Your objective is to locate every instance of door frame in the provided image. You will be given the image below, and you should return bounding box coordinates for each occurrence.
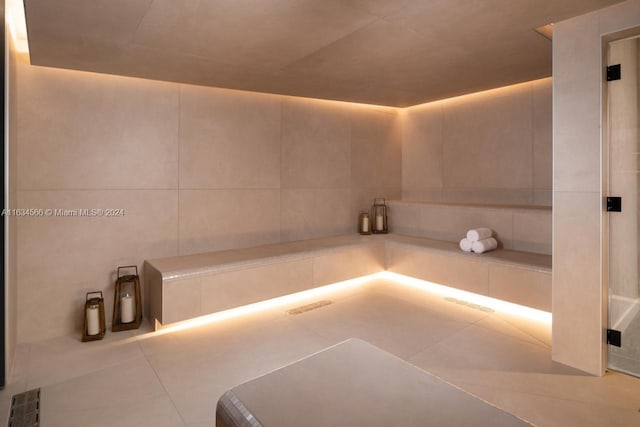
[601,27,640,377]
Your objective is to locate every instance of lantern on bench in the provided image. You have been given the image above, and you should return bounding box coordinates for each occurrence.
[82,291,106,342]
[358,210,372,235]
[370,198,389,234]
[112,265,142,331]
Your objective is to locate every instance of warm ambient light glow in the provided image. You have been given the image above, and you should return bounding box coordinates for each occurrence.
[404,77,552,113]
[138,270,551,339]
[535,24,554,41]
[7,0,29,53]
[382,271,552,324]
[153,273,382,335]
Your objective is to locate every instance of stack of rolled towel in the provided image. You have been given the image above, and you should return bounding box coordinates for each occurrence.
[459,227,498,254]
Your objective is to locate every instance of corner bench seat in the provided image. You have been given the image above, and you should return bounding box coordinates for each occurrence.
[385,235,551,311]
[144,235,386,326]
[145,234,551,328]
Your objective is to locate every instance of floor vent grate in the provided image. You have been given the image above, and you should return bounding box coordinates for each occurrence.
[287,300,333,315]
[9,388,40,427]
[444,297,494,313]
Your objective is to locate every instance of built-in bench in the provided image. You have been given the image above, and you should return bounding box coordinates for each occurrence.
[145,233,551,328]
[144,235,386,326]
[385,235,551,311]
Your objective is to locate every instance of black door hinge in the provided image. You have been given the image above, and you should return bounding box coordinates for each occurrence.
[607,329,622,347]
[606,197,622,212]
[607,64,621,81]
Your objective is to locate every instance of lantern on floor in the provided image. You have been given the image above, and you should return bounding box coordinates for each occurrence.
[112,265,142,331]
[358,210,372,235]
[82,291,106,342]
[370,198,389,234]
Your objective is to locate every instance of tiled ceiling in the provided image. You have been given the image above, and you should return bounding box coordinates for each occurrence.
[24,0,623,107]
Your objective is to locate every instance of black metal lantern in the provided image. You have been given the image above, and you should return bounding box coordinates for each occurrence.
[370,198,389,234]
[82,291,106,342]
[358,210,372,235]
[112,266,143,332]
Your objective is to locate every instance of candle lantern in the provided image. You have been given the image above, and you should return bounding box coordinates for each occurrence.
[370,198,389,234]
[358,210,371,235]
[112,265,143,332]
[82,291,106,342]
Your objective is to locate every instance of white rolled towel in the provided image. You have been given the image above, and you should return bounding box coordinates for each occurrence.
[471,237,498,254]
[466,227,493,242]
[459,238,473,252]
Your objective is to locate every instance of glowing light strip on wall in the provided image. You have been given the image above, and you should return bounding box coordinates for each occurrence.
[381,271,552,324]
[7,0,29,53]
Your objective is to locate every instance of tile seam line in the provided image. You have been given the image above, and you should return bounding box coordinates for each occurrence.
[452,379,633,410]
[279,314,334,344]
[552,189,601,194]
[274,16,383,75]
[137,346,190,427]
[279,97,283,243]
[474,317,551,350]
[15,188,283,191]
[15,187,377,191]
[405,320,481,362]
[409,320,487,361]
[24,352,147,392]
[125,0,155,46]
[407,313,550,363]
[531,82,535,204]
[178,84,182,256]
[17,188,183,191]
[10,343,32,386]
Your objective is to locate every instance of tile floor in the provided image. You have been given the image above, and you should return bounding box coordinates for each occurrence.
[3,276,640,427]
[610,311,640,376]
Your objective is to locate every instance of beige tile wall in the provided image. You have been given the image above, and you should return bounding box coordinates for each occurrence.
[552,0,640,376]
[388,201,552,255]
[402,78,553,206]
[17,190,179,343]
[179,85,282,189]
[14,61,401,343]
[17,66,180,190]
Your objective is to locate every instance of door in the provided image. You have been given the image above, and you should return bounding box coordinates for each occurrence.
[607,35,640,377]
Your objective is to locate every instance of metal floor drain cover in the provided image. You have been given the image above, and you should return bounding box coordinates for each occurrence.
[444,296,494,313]
[287,300,333,315]
[9,388,40,427]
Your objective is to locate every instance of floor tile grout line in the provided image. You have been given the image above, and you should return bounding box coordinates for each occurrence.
[18,331,151,388]
[280,314,336,344]
[24,347,149,392]
[281,289,368,343]
[17,316,550,394]
[466,312,552,350]
[405,309,552,363]
[491,313,552,349]
[404,320,481,362]
[17,285,630,426]
[16,281,556,409]
[452,378,639,411]
[138,341,190,427]
[284,285,506,362]
[9,343,32,386]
